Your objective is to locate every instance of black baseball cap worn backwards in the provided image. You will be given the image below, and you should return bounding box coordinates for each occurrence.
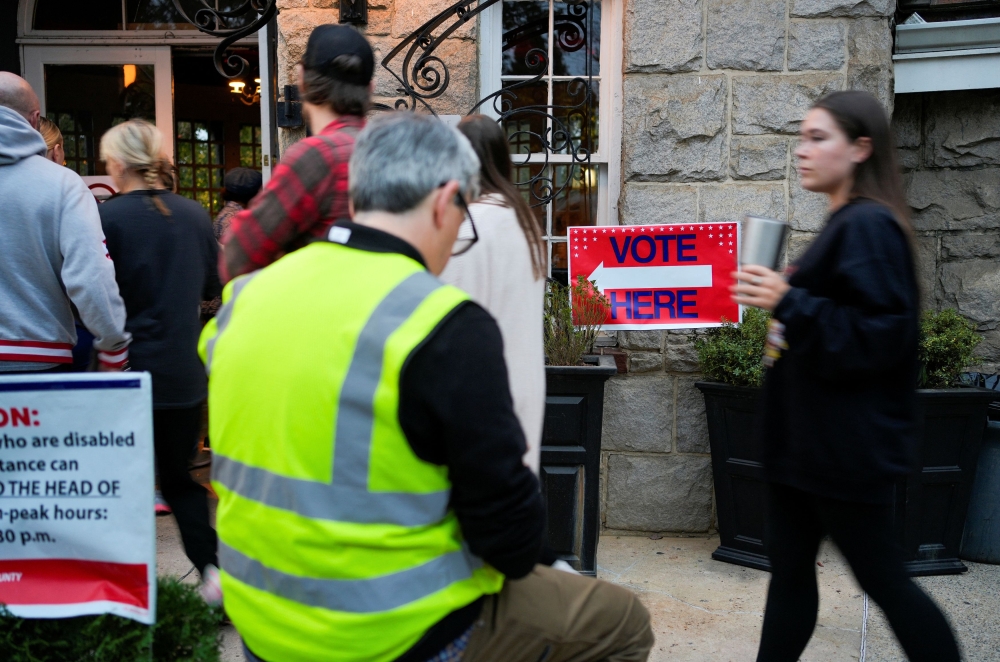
[303,24,375,86]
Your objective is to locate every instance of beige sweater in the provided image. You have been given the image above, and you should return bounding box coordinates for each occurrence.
[440,196,546,474]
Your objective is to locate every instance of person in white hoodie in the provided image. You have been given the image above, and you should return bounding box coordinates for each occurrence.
[0,73,130,372]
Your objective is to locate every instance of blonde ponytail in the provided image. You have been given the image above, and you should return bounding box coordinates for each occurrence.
[100,119,165,190]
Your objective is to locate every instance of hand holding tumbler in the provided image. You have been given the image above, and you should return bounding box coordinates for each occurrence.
[740,215,788,270]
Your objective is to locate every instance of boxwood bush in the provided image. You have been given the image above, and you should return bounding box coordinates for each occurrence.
[695,307,770,388]
[0,577,223,661]
[918,309,982,388]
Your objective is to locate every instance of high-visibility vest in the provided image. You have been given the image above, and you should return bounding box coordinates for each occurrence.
[198,241,504,662]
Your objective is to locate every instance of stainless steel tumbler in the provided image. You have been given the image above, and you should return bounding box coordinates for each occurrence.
[740,215,787,270]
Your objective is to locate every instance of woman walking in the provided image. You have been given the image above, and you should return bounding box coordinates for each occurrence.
[98,120,223,602]
[440,115,547,474]
[731,91,960,661]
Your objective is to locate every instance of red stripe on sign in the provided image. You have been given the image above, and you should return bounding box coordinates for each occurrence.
[0,559,149,609]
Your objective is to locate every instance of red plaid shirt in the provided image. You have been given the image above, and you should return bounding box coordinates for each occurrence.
[220,116,364,281]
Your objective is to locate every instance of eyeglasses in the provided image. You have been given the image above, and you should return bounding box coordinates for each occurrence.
[450,188,479,257]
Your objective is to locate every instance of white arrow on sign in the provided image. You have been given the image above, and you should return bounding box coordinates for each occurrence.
[587,262,713,292]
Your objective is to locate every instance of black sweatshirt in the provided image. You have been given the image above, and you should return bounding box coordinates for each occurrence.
[326,222,545,662]
[100,190,221,407]
[762,199,920,504]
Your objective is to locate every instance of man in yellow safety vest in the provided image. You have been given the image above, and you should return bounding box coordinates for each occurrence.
[200,112,653,662]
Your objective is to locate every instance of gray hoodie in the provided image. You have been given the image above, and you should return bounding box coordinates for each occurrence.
[0,106,130,371]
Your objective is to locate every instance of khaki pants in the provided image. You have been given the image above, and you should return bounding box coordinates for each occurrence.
[463,565,654,662]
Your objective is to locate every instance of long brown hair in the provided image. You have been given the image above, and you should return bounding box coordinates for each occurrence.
[811,91,911,234]
[457,114,547,279]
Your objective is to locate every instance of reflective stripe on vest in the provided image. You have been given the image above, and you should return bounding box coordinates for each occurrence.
[220,541,483,614]
[204,271,259,376]
[210,271,451,527]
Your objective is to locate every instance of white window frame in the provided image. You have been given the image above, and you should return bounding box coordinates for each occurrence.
[478,0,624,275]
[23,45,175,163]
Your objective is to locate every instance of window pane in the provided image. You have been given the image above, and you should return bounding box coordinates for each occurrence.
[552,241,568,270]
[551,164,597,236]
[196,190,210,208]
[195,143,208,164]
[35,0,122,30]
[552,79,598,155]
[502,1,549,76]
[195,167,209,188]
[211,168,224,188]
[177,142,192,164]
[240,125,252,144]
[64,135,77,158]
[57,113,75,133]
[240,145,254,167]
[194,123,208,142]
[211,143,223,165]
[177,121,192,140]
[253,126,261,143]
[501,81,548,156]
[126,0,253,30]
[179,166,193,188]
[552,1,600,77]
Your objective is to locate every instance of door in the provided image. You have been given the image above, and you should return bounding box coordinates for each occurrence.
[22,45,173,171]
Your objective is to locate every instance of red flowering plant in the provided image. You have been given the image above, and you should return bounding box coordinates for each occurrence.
[544,275,610,366]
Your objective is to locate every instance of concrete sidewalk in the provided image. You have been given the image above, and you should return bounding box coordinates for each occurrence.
[157,512,1000,661]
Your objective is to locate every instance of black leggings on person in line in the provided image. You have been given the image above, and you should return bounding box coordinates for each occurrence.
[756,482,960,662]
[154,406,218,575]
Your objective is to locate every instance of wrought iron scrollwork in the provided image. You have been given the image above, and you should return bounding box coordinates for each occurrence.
[380,0,596,209]
[170,0,277,78]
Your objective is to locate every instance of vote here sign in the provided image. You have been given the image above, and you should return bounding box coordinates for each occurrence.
[568,222,741,330]
[0,373,155,624]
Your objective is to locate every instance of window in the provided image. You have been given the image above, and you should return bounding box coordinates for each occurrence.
[239,124,263,169]
[48,112,92,176]
[483,0,621,279]
[32,0,253,31]
[176,120,225,213]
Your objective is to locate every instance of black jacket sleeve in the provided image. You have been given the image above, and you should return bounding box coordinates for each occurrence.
[202,214,223,301]
[398,302,545,579]
[774,209,918,381]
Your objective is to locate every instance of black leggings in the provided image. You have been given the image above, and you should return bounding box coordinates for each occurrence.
[757,483,959,662]
[154,406,218,574]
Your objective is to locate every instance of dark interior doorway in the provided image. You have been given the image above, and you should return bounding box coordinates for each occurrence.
[172,48,261,215]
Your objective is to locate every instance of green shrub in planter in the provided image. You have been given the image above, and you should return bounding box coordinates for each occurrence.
[544,276,609,366]
[918,309,983,388]
[0,577,223,661]
[695,308,770,388]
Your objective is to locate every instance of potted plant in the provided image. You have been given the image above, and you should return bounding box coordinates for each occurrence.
[694,308,771,570]
[898,310,995,575]
[694,308,996,576]
[541,276,615,576]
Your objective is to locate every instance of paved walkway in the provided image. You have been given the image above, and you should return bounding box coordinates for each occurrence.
[157,508,999,661]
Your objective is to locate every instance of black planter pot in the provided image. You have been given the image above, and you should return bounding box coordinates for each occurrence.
[697,382,997,576]
[542,355,616,576]
[695,382,770,571]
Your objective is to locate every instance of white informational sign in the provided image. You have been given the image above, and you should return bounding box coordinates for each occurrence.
[0,373,156,624]
[81,176,118,202]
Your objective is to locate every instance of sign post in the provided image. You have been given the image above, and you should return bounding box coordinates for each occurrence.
[0,373,155,624]
[568,222,741,330]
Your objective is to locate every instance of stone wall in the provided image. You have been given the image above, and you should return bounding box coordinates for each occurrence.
[895,90,1000,370]
[274,0,479,152]
[604,0,895,534]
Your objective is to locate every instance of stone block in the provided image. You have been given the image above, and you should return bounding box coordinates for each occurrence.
[942,234,1000,261]
[788,20,847,71]
[926,90,1000,168]
[939,260,1000,326]
[786,230,818,264]
[789,164,830,232]
[730,136,788,181]
[392,0,475,40]
[892,94,922,171]
[624,74,728,182]
[732,74,843,135]
[629,352,664,373]
[791,0,894,18]
[602,375,674,453]
[625,0,703,73]
[369,37,478,115]
[707,0,785,71]
[699,182,786,227]
[664,333,701,373]
[913,235,937,309]
[906,169,1000,232]
[975,329,1000,366]
[618,330,664,351]
[847,18,893,112]
[620,184,698,226]
[676,376,710,453]
[278,10,336,88]
[359,9,393,37]
[605,454,714,532]
[278,0,308,8]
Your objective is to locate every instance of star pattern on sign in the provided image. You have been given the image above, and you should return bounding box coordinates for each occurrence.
[719,241,723,246]
[709,233,714,238]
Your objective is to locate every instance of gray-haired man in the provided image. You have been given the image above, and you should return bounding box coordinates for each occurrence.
[203,112,653,662]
